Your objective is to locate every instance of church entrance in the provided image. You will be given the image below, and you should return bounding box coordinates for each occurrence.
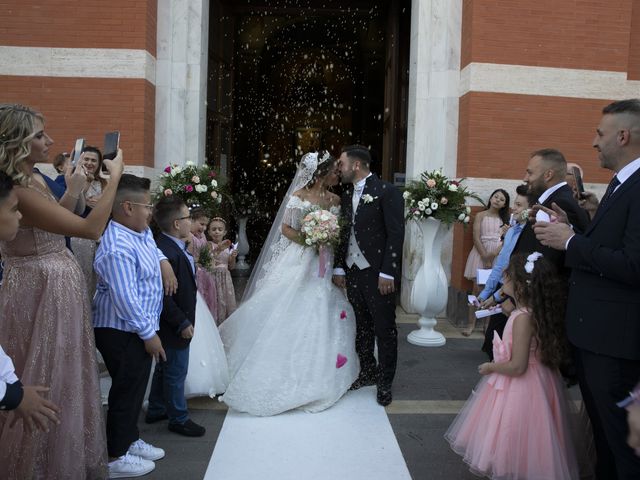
[206,0,410,252]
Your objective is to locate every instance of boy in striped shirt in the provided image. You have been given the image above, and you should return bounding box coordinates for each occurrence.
[93,174,174,478]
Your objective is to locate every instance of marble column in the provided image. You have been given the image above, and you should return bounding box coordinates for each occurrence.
[401,0,463,313]
[155,0,210,171]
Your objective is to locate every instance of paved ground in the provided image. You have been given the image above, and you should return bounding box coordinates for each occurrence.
[137,312,487,479]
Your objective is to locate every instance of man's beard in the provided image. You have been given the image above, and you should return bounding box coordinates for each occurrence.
[527,180,545,199]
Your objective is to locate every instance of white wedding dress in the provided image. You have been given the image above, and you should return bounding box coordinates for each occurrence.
[184,292,229,398]
[219,197,359,416]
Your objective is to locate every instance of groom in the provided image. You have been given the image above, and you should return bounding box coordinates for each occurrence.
[332,145,405,406]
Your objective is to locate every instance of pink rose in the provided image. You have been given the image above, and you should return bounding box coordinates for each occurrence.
[163,188,173,196]
[340,310,347,320]
[426,179,436,188]
[209,171,217,178]
[211,191,218,198]
[184,185,194,193]
[191,175,200,184]
[440,197,448,205]
[164,166,172,173]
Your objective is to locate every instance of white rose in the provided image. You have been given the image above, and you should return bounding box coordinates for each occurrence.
[464,216,470,223]
[403,191,411,200]
[431,202,438,210]
[466,206,471,214]
[173,166,182,174]
[448,184,458,192]
[458,213,466,221]
[425,208,432,215]
[211,179,218,188]
[417,201,426,211]
[305,238,313,245]
[195,184,207,193]
[186,160,196,166]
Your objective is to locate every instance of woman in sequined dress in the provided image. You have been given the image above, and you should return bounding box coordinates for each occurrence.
[0,104,125,479]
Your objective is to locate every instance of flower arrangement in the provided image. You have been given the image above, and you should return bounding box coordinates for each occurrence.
[156,161,226,214]
[299,208,341,250]
[403,169,480,225]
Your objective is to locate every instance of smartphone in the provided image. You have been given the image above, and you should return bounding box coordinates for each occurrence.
[102,131,120,173]
[71,138,85,167]
[572,166,585,197]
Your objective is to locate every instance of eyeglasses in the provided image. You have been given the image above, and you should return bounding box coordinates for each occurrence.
[123,201,154,210]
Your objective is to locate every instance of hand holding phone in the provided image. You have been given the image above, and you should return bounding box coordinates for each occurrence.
[102,131,120,173]
[71,138,85,167]
[572,166,585,198]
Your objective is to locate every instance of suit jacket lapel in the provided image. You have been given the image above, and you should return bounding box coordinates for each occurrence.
[162,234,197,286]
[587,168,640,234]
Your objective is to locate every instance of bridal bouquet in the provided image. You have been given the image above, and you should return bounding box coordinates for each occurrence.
[299,208,340,277]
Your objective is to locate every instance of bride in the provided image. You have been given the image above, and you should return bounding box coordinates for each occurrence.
[219,151,359,416]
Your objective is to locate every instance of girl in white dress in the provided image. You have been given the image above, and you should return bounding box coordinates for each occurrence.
[219,152,359,416]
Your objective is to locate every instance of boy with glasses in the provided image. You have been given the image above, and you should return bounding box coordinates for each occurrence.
[93,174,169,478]
[146,195,205,436]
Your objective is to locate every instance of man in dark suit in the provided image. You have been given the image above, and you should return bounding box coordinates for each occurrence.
[146,196,205,437]
[512,148,591,267]
[534,99,640,479]
[332,145,404,406]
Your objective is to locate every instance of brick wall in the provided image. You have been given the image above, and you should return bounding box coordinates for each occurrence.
[0,0,157,56]
[0,76,155,167]
[0,0,157,167]
[460,0,632,71]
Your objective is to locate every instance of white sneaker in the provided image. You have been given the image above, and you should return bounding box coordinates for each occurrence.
[128,438,166,461]
[108,453,155,478]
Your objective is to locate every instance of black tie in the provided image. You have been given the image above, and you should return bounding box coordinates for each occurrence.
[600,175,620,206]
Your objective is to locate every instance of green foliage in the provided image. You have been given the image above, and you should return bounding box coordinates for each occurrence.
[403,169,482,225]
[155,162,229,216]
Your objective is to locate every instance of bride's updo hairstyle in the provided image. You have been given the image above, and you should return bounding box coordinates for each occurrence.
[305,150,335,188]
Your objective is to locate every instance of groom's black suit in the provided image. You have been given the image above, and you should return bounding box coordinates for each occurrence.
[335,173,404,387]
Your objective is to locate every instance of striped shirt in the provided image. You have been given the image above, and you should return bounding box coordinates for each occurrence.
[93,220,165,340]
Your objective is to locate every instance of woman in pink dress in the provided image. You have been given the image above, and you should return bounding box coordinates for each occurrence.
[462,189,510,336]
[0,104,126,479]
[188,208,217,317]
[207,217,237,324]
[446,252,591,479]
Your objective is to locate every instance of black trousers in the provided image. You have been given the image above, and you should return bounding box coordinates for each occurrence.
[575,347,640,480]
[345,266,398,387]
[95,328,152,458]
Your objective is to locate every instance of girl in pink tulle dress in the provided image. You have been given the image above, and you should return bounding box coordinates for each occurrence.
[189,208,217,317]
[446,252,591,479]
[208,217,237,324]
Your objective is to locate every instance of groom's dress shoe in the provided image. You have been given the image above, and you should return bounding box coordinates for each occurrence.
[377,386,392,406]
[145,413,168,424]
[168,419,206,437]
[349,375,376,391]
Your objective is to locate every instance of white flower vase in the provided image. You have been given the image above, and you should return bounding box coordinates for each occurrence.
[235,217,250,270]
[407,216,448,347]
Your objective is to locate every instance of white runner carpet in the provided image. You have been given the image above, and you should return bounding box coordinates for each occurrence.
[204,386,411,480]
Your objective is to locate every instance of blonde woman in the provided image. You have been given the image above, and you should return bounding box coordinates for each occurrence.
[0,104,124,479]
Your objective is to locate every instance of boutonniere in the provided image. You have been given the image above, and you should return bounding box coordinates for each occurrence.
[361,194,376,204]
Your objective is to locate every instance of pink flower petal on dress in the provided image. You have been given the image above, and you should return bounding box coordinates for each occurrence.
[340,310,347,320]
[336,354,347,369]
